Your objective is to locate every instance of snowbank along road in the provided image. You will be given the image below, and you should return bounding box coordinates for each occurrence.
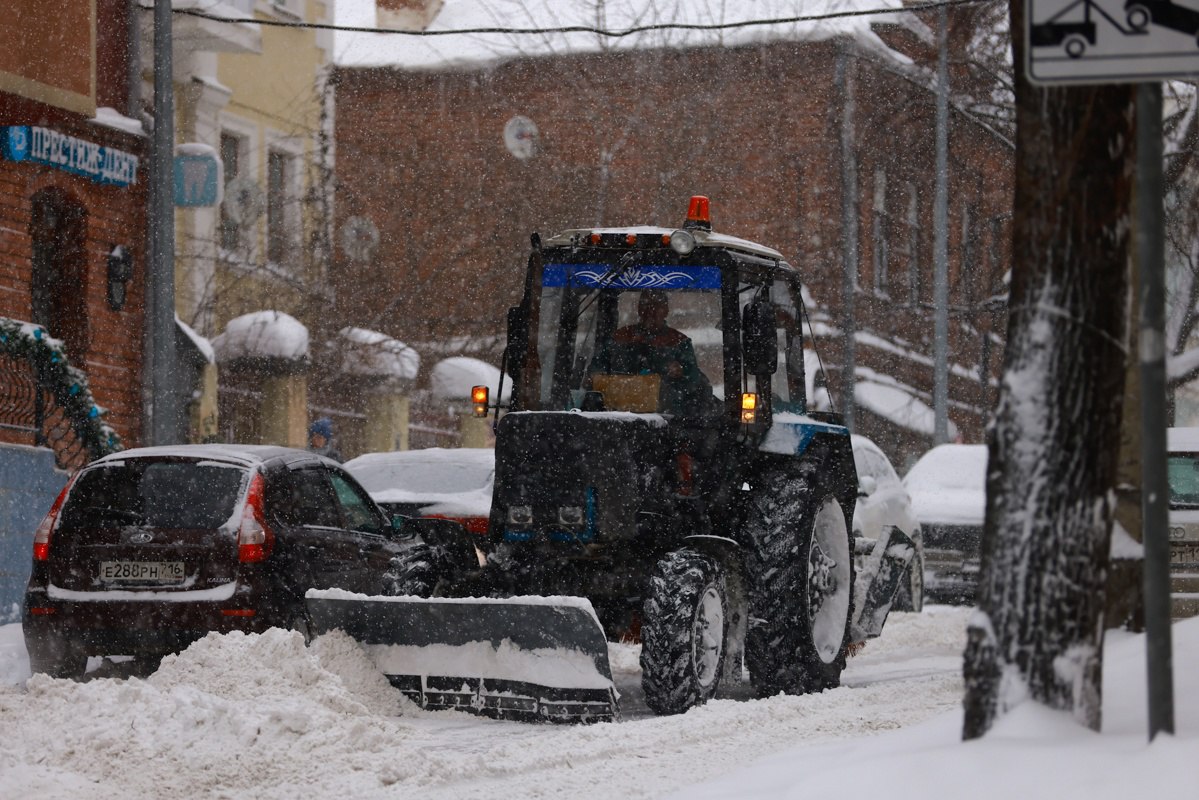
[0,607,969,799]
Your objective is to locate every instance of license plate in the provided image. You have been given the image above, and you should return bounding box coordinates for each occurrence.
[99,561,186,584]
[1171,543,1199,566]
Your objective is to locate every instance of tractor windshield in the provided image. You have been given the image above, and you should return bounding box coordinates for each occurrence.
[535,263,725,416]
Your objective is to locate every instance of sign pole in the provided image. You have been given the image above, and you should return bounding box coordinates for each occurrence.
[1136,80,1175,741]
[148,0,179,445]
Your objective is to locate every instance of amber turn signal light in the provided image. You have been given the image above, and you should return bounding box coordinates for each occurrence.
[740,392,757,424]
[472,385,489,417]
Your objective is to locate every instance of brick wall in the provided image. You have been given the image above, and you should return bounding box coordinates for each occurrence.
[0,115,147,448]
[332,29,1013,453]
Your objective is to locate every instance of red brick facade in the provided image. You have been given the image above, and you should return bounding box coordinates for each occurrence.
[332,17,1013,465]
[0,0,146,449]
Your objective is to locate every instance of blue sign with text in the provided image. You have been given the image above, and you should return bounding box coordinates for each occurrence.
[1,126,139,187]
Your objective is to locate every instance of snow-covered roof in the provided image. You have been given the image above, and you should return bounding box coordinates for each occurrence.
[333,0,918,71]
[1168,426,1199,453]
[430,356,512,402]
[337,326,420,382]
[175,315,215,364]
[212,311,309,364]
[855,380,958,441]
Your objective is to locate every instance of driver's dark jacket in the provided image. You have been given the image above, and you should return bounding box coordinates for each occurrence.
[593,324,709,415]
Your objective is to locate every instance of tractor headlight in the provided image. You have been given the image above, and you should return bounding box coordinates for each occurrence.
[558,505,585,526]
[668,229,696,255]
[507,505,533,526]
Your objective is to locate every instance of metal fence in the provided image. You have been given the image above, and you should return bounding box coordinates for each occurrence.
[0,352,91,470]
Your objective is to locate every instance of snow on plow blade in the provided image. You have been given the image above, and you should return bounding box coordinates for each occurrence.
[305,589,619,723]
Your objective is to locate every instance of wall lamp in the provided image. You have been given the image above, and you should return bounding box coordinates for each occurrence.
[107,245,132,311]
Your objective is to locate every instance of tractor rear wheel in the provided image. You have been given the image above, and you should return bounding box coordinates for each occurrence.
[640,548,728,715]
[744,467,854,697]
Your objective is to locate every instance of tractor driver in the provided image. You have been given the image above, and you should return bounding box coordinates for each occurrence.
[598,291,712,416]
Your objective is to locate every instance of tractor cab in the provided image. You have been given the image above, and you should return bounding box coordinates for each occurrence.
[502,196,811,434]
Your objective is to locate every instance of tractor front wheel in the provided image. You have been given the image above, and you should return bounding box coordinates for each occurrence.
[744,467,854,697]
[640,548,728,715]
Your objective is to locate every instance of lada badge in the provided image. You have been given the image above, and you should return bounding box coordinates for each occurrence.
[129,532,154,544]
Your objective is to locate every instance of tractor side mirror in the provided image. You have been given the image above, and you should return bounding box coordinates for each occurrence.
[743,297,779,375]
[506,305,529,380]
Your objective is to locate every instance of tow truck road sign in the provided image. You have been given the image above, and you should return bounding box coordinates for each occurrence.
[1028,0,1199,84]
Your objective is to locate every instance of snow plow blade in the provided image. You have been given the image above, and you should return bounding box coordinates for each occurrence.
[305,590,618,723]
[850,525,916,643]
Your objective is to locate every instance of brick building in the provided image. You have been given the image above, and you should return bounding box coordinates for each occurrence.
[331,0,1012,468]
[0,0,147,618]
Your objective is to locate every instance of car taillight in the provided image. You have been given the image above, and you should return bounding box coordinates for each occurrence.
[32,475,76,561]
[429,514,490,535]
[238,472,275,563]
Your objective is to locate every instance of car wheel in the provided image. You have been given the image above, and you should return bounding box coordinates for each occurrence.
[1064,35,1087,59]
[28,639,87,679]
[1126,5,1149,30]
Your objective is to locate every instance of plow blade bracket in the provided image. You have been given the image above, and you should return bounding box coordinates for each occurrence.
[850,525,916,643]
[306,589,619,723]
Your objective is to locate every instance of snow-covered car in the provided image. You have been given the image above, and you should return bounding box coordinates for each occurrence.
[344,447,495,535]
[1167,428,1199,583]
[852,435,923,611]
[902,443,988,604]
[22,444,406,678]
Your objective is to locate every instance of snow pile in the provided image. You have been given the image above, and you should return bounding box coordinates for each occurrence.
[334,0,921,70]
[904,443,989,526]
[344,447,494,517]
[1,610,1195,799]
[337,326,420,382]
[212,310,309,363]
[430,356,511,402]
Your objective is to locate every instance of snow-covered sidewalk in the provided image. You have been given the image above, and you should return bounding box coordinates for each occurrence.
[0,608,1193,799]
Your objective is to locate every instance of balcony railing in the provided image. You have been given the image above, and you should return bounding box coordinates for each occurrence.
[0,318,121,470]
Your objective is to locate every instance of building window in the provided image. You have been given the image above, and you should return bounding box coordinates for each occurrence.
[905,183,921,305]
[871,169,889,295]
[219,132,242,251]
[270,0,305,18]
[267,149,294,265]
[961,202,980,306]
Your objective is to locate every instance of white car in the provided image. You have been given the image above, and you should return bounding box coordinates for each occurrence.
[852,435,924,611]
[902,443,988,604]
[344,448,495,536]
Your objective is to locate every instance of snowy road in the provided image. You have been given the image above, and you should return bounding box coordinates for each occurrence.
[0,607,970,799]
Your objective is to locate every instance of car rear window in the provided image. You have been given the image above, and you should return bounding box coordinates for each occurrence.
[1168,453,1199,509]
[58,460,248,530]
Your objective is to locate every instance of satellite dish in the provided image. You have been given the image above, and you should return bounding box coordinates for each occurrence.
[222,176,265,227]
[341,215,380,263]
[503,115,539,161]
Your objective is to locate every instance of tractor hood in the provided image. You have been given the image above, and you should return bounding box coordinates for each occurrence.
[491,411,671,544]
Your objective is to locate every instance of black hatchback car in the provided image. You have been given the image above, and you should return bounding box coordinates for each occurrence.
[23,444,407,677]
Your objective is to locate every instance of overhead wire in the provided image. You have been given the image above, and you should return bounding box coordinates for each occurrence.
[166,0,1001,38]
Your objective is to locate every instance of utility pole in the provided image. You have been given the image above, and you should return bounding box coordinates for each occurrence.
[932,6,950,444]
[1136,81,1175,741]
[836,46,858,431]
[147,0,179,445]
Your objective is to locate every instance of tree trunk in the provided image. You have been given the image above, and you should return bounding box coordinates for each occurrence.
[962,1,1136,738]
